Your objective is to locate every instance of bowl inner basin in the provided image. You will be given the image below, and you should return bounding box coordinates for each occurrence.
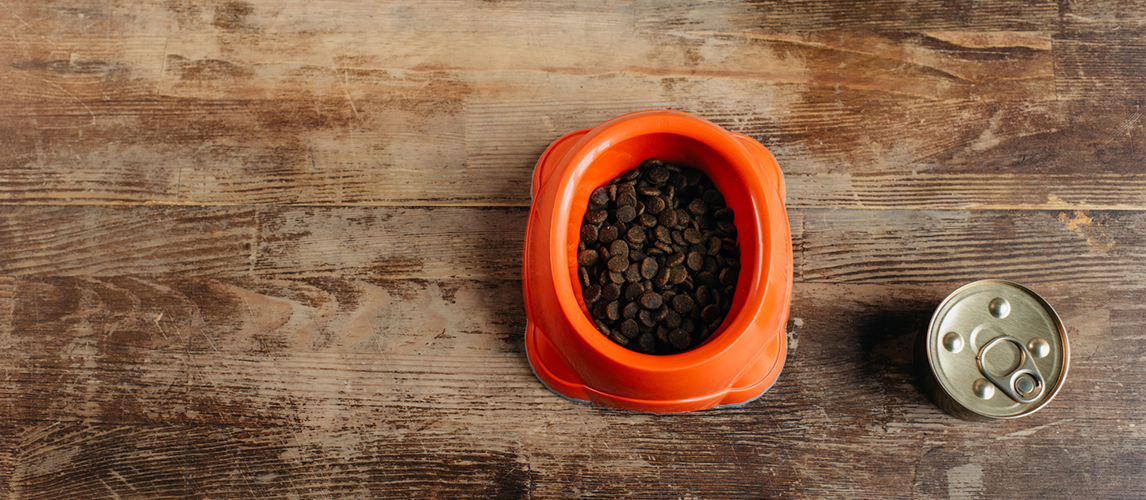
[563,132,768,353]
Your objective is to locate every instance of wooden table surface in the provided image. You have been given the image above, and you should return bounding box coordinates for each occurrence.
[1,1,1143,498]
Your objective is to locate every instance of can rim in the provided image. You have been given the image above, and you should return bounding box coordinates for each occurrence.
[925,279,1071,420]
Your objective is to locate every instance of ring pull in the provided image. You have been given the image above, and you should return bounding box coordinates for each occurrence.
[976,336,1045,403]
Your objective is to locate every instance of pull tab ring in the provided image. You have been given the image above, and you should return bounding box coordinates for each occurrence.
[976,336,1045,403]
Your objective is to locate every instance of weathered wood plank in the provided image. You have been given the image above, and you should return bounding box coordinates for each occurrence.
[0,206,256,277]
[0,205,528,278]
[2,92,1141,207]
[3,206,1143,282]
[798,209,1146,284]
[0,279,1140,498]
[154,29,1054,102]
[785,173,1146,211]
[636,0,1060,32]
[1054,32,1146,101]
[255,207,526,279]
[464,93,1146,178]
[1057,0,1146,30]
[0,37,167,103]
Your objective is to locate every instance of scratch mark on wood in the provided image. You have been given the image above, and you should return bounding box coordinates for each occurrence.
[0,2,57,46]
[10,68,96,129]
[996,419,1074,440]
[343,67,360,120]
[250,208,259,275]
[1103,107,1141,147]
[158,36,169,97]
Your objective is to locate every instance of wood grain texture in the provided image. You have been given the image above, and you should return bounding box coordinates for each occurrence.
[1,0,1143,498]
[1054,31,1146,100]
[1,94,1141,206]
[0,1,1140,207]
[1,206,1142,283]
[0,278,1141,498]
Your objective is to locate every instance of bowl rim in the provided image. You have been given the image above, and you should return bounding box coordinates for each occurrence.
[545,110,777,371]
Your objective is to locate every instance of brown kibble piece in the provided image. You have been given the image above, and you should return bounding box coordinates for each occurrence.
[639,309,656,327]
[640,158,664,169]
[581,225,599,243]
[637,332,656,353]
[584,284,601,303]
[585,210,608,224]
[701,304,721,323]
[616,205,637,223]
[696,213,715,230]
[640,257,659,279]
[617,192,637,207]
[602,283,621,301]
[666,252,686,268]
[608,255,629,272]
[646,196,666,215]
[675,209,691,227]
[703,189,725,207]
[599,225,619,244]
[654,226,672,244]
[626,226,646,244]
[683,227,701,244]
[706,237,722,256]
[664,309,681,329]
[647,167,670,184]
[606,300,621,321]
[591,187,610,205]
[672,294,695,314]
[669,265,688,285]
[669,328,690,351]
[719,267,737,287]
[638,292,663,309]
[686,251,704,271]
[610,240,629,261]
[658,208,678,227]
[620,319,639,338]
[638,213,658,227]
[580,267,590,287]
[695,285,711,306]
[577,249,599,266]
[688,198,708,215]
[624,262,641,283]
[610,331,629,346]
[624,282,645,302]
[653,267,671,287]
[623,301,640,319]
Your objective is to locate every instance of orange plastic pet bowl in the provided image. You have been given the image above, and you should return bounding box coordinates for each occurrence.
[522,110,792,412]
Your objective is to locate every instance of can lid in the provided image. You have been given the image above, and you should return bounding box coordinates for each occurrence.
[925,280,1069,419]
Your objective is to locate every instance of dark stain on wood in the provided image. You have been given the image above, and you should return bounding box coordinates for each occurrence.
[213,1,257,32]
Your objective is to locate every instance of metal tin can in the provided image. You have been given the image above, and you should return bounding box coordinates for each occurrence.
[916,280,1070,421]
